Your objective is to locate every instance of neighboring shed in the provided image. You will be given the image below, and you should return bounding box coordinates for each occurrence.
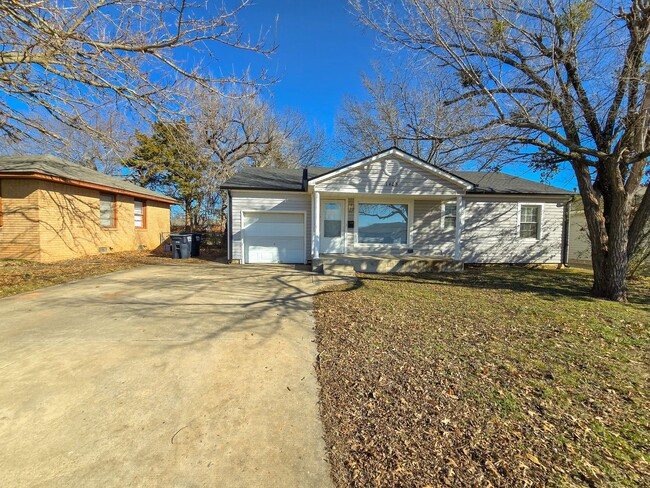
[0,155,176,262]
[569,188,647,267]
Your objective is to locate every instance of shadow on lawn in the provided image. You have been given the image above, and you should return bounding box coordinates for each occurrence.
[351,266,650,308]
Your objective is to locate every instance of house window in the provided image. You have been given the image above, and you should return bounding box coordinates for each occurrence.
[520,205,541,239]
[134,200,146,228]
[358,203,408,244]
[442,203,457,229]
[100,193,116,228]
[0,181,3,227]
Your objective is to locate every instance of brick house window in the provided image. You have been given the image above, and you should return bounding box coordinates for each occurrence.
[100,193,116,228]
[134,200,146,228]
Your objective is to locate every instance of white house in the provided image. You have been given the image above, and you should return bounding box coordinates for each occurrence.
[222,147,574,268]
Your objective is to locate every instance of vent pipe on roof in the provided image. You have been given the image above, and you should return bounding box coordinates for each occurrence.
[302,167,308,191]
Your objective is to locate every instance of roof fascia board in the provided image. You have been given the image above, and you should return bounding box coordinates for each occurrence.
[464,192,573,200]
[0,172,178,204]
[222,186,305,192]
[307,148,474,190]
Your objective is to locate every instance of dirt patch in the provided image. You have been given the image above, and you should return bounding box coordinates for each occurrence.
[0,249,224,298]
[314,267,649,487]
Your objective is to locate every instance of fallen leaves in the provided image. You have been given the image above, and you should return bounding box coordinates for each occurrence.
[314,267,650,487]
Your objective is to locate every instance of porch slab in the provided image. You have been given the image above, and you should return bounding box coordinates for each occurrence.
[312,254,464,275]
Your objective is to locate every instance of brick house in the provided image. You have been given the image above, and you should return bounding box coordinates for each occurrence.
[0,155,176,262]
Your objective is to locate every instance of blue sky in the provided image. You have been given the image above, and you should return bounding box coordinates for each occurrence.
[226,1,378,137]
[218,1,578,190]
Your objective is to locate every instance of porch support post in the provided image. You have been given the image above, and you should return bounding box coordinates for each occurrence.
[313,191,320,259]
[454,195,464,261]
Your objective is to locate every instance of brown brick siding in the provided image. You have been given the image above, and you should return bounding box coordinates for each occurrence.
[0,179,42,261]
[0,178,171,263]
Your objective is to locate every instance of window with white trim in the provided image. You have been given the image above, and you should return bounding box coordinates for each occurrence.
[358,203,408,244]
[442,203,457,229]
[100,193,116,228]
[134,200,145,228]
[520,205,541,239]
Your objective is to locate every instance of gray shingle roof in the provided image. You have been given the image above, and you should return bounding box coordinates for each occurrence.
[222,167,330,191]
[222,166,573,195]
[0,154,176,202]
[457,171,573,195]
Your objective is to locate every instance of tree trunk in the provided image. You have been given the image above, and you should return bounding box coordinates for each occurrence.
[184,201,192,231]
[574,160,631,302]
[585,161,631,302]
[591,245,629,301]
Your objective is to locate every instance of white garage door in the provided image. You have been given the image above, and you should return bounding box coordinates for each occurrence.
[243,212,305,264]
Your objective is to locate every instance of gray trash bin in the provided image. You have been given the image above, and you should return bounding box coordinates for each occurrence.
[181,232,202,257]
[170,234,191,259]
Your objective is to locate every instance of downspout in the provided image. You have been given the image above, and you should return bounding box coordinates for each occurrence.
[226,190,232,263]
[561,197,573,267]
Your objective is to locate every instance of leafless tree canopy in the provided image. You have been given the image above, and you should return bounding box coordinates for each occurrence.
[5,108,138,175]
[0,0,274,143]
[336,65,504,167]
[351,0,650,300]
[126,87,325,228]
[192,88,325,178]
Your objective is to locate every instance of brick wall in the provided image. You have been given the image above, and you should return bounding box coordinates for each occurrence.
[0,179,42,261]
[0,178,171,263]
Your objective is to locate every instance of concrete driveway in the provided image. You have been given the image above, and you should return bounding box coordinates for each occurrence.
[0,263,335,487]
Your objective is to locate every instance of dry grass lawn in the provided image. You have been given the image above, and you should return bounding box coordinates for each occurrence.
[314,267,649,487]
[0,250,224,298]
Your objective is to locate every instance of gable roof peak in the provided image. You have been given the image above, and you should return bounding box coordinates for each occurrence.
[307,147,475,190]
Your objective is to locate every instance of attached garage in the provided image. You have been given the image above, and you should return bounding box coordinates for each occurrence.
[242,212,306,264]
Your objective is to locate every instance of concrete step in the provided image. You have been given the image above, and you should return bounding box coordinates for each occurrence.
[321,263,357,277]
[313,255,464,275]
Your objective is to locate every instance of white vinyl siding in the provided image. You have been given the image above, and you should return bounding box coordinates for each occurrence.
[230,191,311,262]
[231,193,566,263]
[569,209,592,262]
[412,200,455,255]
[461,197,564,264]
[313,157,463,195]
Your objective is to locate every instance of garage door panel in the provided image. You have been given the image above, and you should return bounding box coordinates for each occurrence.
[243,222,304,237]
[243,213,305,264]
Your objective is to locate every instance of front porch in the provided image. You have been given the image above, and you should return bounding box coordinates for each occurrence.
[312,253,464,276]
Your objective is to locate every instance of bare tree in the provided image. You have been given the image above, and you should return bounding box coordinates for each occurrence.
[352,0,650,301]
[127,87,325,229]
[192,88,325,223]
[336,65,502,167]
[0,0,274,144]
[192,88,324,176]
[4,109,138,175]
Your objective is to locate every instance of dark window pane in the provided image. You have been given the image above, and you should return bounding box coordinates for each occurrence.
[520,222,538,238]
[324,220,341,238]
